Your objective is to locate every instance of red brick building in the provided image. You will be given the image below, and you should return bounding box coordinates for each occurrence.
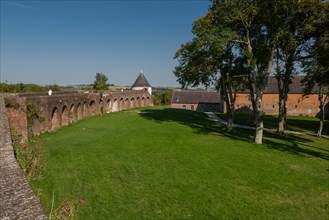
[171,90,223,112]
[171,76,329,118]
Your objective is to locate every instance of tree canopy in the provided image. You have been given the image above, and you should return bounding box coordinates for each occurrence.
[173,0,327,143]
[93,73,109,90]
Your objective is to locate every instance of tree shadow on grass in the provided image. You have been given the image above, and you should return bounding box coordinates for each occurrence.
[263,132,329,161]
[140,108,329,161]
[140,108,253,142]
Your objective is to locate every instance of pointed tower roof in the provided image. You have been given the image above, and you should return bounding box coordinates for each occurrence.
[132,71,151,87]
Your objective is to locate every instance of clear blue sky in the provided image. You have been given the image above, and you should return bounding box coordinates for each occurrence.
[0,0,210,87]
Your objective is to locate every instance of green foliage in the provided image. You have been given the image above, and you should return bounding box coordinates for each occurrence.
[0,82,61,93]
[27,101,38,130]
[174,0,325,143]
[93,73,109,90]
[302,2,329,93]
[11,128,44,180]
[30,108,329,219]
[4,98,20,109]
[152,89,173,106]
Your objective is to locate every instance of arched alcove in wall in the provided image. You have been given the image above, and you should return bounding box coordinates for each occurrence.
[106,99,112,113]
[77,103,83,120]
[69,104,76,123]
[112,99,118,112]
[51,107,60,130]
[62,105,69,126]
[89,100,96,116]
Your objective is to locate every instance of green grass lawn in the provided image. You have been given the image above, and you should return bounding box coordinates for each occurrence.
[216,113,329,135]
[30,108,329,219]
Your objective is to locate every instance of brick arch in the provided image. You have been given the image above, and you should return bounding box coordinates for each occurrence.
[62,105,69,126]
[99,99,104,113]
[89,100,96,116]
[112,98,119,112]
[136,97,141,108]
[83,101,87,117]
[119,98,124,111]
[146,96,151,106]
[77,102,83,120]
[141,97,145,107]
[69,103,76,123]
[106,99,112,113]
[131,97,135,108]
[125,98,129,109]
[51,106,60,130]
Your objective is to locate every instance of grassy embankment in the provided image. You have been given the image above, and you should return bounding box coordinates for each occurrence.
[30,108,329,219]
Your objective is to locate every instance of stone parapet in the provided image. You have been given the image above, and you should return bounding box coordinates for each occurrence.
[0,96,47,220]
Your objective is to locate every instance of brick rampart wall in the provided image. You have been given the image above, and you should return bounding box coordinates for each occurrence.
[0,96,47,219]
[4,90,153,143]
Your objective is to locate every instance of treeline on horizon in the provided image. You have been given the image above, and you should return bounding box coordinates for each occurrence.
[0,82,62,93]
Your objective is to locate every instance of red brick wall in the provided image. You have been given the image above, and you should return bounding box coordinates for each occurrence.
[3,96,28,143]
[233,93,329,117]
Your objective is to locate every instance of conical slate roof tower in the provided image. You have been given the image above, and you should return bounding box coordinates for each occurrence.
[132,72,151,87]
[131,70,152,95]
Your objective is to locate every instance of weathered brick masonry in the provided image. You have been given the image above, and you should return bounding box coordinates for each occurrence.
[4,90,153,143]
[0,96,47,220]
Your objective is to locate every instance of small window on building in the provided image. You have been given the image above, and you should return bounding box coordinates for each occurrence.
[237,104,240,108]
[295,105,297,108]
[209,106,213,111]
[191,105,194,110]
[182,105,186,110]
[176,97,180,102]
[272,105,275,108]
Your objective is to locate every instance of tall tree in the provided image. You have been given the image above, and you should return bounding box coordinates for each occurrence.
[274,0,319,134]
[302,1,329,137]
[175,0,301,144]
[93,73,109,90]
[174,7,243,130]
[211,0,281,144]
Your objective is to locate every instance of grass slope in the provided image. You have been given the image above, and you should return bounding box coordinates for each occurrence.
[30,108,329,219]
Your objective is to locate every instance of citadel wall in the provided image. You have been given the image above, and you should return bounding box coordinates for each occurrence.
[0,96,47,219]
[3,90,153,143]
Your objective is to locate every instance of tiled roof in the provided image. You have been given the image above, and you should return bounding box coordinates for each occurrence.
[132,73,151,87]
[172,91,221,104]
[265,76,320,94]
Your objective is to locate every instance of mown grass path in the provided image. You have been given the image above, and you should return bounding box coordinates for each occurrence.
[30,108,329,219]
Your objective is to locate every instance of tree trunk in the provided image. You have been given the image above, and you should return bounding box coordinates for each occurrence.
[277,91,287,135]
[276,48,294,135]
[254,90,263,144]
[317,89,324,138]
[227,114,234,131]
[227,102,235,131]
[254,49,274,144]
